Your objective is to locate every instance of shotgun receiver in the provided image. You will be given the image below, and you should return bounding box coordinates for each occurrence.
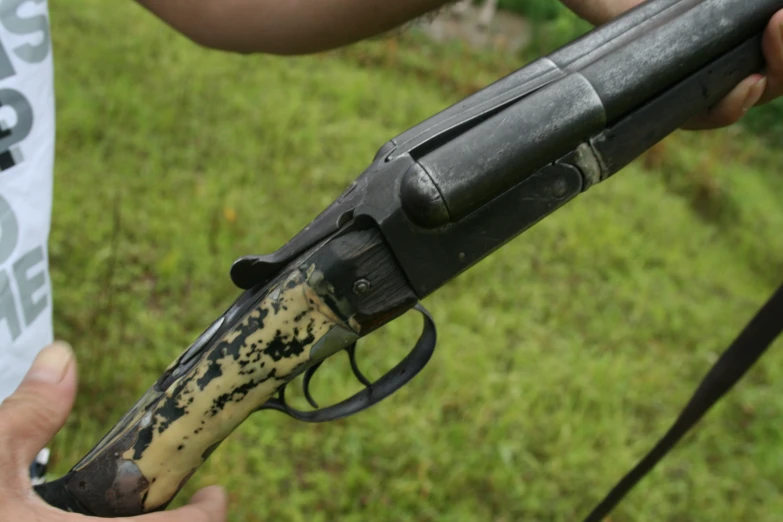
[35,0,783,519]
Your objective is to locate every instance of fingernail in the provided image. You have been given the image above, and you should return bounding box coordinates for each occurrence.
[742,77,767,112]
[25,342,74,384]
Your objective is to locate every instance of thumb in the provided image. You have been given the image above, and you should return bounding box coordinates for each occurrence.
[0,341,77,478]
[180,486,227,522]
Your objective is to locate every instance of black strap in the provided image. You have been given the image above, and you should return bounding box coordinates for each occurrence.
[582,282,783,522]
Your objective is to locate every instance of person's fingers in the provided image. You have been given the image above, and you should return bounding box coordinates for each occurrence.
[131,486,228,522]
[0,341,77,479]
[682,75,767,131]
[185,486,227,522]
[757,10,783,105]
[686,10,783,129]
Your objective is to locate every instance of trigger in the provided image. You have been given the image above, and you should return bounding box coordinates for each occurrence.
[346,344,372,388]
[256,303,437,423]
[302,361,324,409]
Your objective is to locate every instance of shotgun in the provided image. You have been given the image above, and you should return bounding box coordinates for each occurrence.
[34,0,783,519]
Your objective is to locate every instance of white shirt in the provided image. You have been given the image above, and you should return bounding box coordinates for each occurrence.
[0,0,55,401]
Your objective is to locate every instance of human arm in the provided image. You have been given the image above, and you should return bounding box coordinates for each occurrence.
[0,342,228,522]
[137,0,783,130]
[135,0,453,55]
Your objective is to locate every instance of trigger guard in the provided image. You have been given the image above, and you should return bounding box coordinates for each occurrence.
[259,303,436,423]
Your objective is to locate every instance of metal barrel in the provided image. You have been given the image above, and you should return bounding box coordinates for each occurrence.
[399,0,780,228]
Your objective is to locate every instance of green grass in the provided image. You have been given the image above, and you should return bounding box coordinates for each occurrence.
[48,3,783,522]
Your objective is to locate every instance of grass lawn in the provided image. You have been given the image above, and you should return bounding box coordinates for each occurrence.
[47,2,782,521]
